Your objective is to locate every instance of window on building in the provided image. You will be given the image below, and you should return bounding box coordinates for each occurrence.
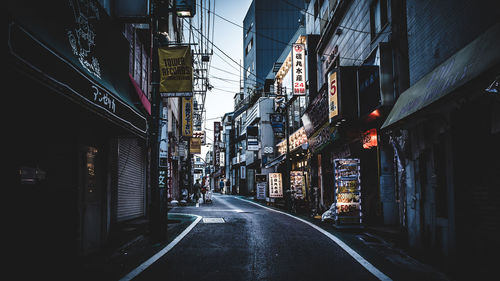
[141,48,148,94]
[134,31,142,86]
[246,38,253,56]
[370,0,388,38]
[246,66,251,79]
[314,0,319,19]
[245,22,253,38]
[126,25,134,74]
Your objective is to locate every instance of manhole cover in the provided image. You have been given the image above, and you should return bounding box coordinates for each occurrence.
[202,218,225,223]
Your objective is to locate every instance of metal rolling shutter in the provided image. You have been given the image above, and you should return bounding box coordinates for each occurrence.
[117,138,145,222]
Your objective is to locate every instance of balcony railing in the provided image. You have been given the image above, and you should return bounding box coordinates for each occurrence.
[234,90,262,111]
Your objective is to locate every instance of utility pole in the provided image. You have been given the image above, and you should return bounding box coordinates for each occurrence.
[150,0,168,242]
[149,0,196,243]
[278,86,292,210]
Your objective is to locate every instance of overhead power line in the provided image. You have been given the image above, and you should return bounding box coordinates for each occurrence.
[181,16,266,87]
[196,2,292,47]
[210,76,241,83]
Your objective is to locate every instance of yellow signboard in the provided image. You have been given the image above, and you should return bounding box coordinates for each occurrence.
[158,46,193,96]
[328,71,338,121]
[182,97,193,136]
[190,137,201,154]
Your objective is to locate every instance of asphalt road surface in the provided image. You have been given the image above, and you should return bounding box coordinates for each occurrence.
[130,194,384,281]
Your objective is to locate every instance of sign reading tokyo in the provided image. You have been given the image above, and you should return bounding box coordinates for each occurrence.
[292,43,306,96]
[158,46,193,97]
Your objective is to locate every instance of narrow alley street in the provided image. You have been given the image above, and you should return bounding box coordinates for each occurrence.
[123,194,449,281]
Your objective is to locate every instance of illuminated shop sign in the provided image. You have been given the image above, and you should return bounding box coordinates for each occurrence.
[277,127,308,155]
[328,71,338,121]
[269,173,283,198]
[362,129,378,149]
[292,43,306,96]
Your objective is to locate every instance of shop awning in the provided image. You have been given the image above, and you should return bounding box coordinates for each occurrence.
[8,0,148,136]
[382,23,500,129]
[129,73,151,115]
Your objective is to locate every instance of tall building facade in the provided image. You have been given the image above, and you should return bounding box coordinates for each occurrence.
[242,0,305,97]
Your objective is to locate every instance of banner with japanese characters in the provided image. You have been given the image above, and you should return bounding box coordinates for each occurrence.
[292,43,306,96]
[214,122,221,167]
[269,173,283,198]
[181,97,193,136]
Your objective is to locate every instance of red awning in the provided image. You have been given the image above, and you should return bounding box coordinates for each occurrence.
[129,73,151,115]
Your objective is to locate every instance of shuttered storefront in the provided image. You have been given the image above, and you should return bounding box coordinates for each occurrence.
[117,138,146,222]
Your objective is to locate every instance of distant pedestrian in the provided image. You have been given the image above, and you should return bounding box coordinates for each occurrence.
[194,180,201,202]
[225,179,230,194]
[219,179,225,194]
[201,185,207,203]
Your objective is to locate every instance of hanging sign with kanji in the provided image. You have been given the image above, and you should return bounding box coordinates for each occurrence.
[269,173,283,198]
[292,43,306,96]
[181,97,193,136]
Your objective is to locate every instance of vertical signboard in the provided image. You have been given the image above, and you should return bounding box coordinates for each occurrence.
[246,125,259,151]
[269,173,283,198]
[190,137,201,154]
[167,145,173,199]
[357,66,381,117]
[270,113,284,138]
[159,104,168,167]
[255,174,267,200]
[220,152,225,167]
[292,43,306,96]
[290,171,305,199]
[158,46,193,97]
[182,97,193,136]
[214,122,221,167]
[328,71,339,122]
[159,169,167,195]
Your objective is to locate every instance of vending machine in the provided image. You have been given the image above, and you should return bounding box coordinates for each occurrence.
[333,159,362,226]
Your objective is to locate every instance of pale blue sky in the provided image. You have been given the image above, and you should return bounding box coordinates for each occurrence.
[192,0,253,154]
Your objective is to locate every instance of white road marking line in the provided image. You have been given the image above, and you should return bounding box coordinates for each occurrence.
[235,197,392,281]
[202,217,225,223]
[119,214,202,281]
